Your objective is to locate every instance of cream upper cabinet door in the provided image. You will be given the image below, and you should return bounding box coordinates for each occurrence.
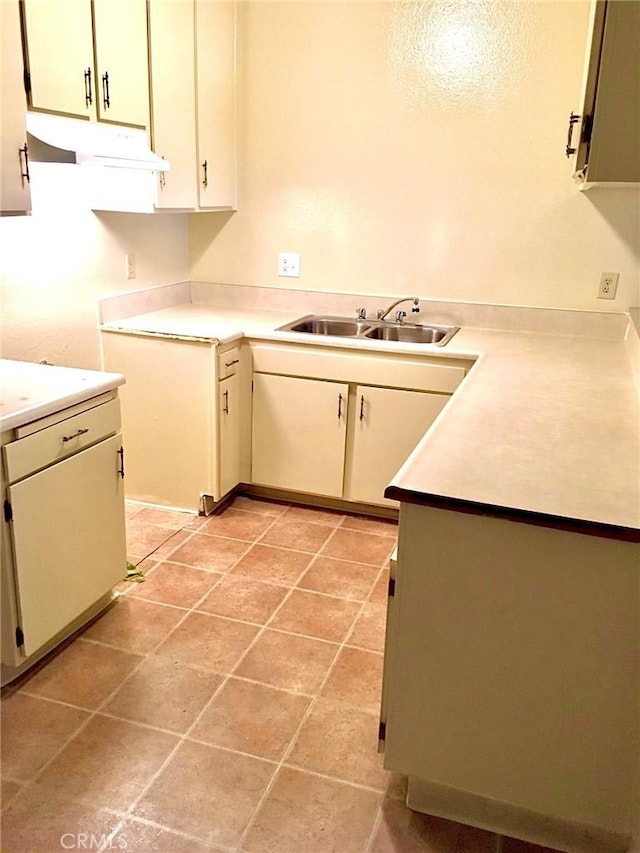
[195,0,237,209]
[218,372,241,499]
[148,0,197,208]
[93,0,150,127]
[345,385,449,506]
[252,374,348,498]
[21,0,95,119]
[1,0,31,214]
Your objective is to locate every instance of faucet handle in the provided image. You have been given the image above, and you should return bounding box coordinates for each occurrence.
[395,310,407,324]
[356,307,367,320]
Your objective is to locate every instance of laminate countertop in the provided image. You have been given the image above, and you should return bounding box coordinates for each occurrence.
[0,360,125,433]
[101,303,640,539]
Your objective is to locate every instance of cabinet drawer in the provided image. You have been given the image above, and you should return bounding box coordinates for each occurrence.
[218,346,240,379]
[3,399,121,484]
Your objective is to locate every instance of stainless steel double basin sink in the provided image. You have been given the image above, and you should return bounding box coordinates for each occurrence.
[276,315,459,347]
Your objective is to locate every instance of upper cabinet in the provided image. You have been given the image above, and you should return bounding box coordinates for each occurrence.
[567,0,640,188]
[21,0,149,127]
[195,0,237,209]
[1,0,31,215]
[148,0,236,211]
[148,0,198,209]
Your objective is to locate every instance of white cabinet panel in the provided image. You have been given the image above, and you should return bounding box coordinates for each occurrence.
[8,435,126,657]
[219,372,241,498]
[21,0,149,127]
[195,0,236,208]
[22,0,94,119]
[148,0,197,209]
[1,0,31,215]
[346,385,449,506]
[101,332,215,512]
[93,0,149,127]
[252,373,348,498]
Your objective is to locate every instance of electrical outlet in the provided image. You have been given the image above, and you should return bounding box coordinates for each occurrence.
[598,272,618,299]
[125,253,136,280]
[278,252,300,277]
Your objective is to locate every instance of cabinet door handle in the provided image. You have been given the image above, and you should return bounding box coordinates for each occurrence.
[337,393,343,420]
[159,156,166,189]
[84,67,93,106]
[102,71,110,109]
[62,427,89,443]
[223,389,229,414]
[202,160,208,188]
[18,143,30,184]
[117,446,125,478]
[225,359,239,368]
[359,394,365,421]
[565,111,580,157]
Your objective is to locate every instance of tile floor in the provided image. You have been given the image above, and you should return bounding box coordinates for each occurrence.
[1,496,562,853]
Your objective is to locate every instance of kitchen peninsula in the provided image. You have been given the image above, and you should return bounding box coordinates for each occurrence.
[99,281,640,853]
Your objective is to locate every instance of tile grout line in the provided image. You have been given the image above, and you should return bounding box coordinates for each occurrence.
[7,499,397,851]
[233,522,393,852]
[100,503,297,849]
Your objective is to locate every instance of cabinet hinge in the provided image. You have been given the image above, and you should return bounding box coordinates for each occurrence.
[23,69,31,96]
[3,500,12,522]
[15,626,24,648]
[388,577,395,597]
[378,721,386,742]
[582,113,593,145]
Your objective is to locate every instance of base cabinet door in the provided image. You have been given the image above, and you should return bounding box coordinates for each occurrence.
[219,372,241,498]
[251,373,348,497]
[7,435,125,657]
[346,385,449,506]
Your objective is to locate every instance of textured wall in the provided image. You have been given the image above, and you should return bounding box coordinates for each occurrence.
[190,0,640,311]
[0,163,189,369]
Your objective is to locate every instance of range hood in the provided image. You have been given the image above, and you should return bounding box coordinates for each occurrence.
[25,113,169,213]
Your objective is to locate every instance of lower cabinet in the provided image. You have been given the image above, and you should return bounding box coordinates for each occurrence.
[219,370,242,499]
[251,368,454,507]
[251,373,349,497]
[101,331,246,512]
[381,503,639,853]
[346,385,449,506]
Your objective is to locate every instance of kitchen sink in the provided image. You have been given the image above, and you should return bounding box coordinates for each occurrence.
[276,315,459,347]
[281,316,372,337]
[364,324,454,345]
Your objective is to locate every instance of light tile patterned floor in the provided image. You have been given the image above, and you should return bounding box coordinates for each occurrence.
[1,497,561,853]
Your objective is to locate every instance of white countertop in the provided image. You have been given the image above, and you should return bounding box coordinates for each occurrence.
[0,360,125,432]
[101,304,640,535]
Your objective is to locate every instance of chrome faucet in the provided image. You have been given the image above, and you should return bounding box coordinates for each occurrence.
[376,297,420,323]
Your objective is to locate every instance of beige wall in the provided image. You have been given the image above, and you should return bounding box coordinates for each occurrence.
[190,0,640,311]
[0,163,189,369]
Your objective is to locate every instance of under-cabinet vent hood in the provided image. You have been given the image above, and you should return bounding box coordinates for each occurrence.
[26,114,168,171]
[25,114,169,214]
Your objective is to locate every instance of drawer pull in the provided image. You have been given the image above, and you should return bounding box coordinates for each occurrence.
[225,359,240,368]
[62,428,89,443]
